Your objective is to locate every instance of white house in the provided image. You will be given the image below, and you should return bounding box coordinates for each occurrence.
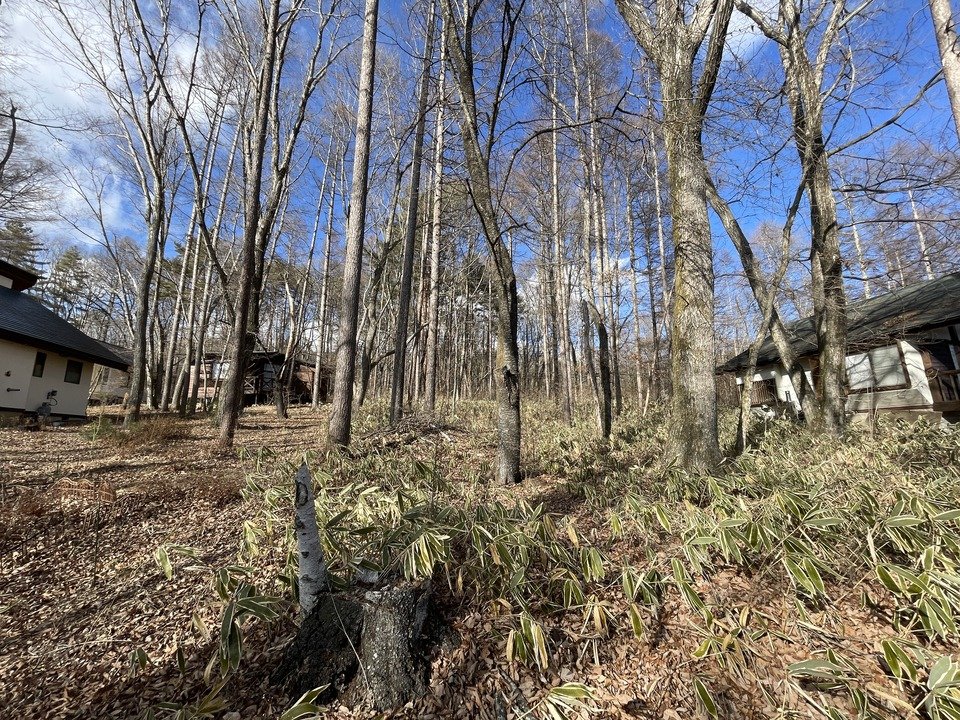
[0,259,128,419]
[718,272,960,422]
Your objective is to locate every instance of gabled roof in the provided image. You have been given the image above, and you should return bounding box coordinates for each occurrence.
[0,286,129,370]
[718,272,960,374]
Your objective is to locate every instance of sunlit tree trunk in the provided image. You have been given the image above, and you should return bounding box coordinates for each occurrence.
[615,0,732,471]
[329,0,380,447]
[930,0,960,141]
[423,33,447,415]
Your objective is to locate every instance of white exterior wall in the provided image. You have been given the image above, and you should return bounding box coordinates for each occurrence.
[845,341,932,413]
[0,338,94,416]
[740,339,935,415]
[0,275,12,288]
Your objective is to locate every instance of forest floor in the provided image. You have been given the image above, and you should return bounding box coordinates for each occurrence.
[1,402,960,720]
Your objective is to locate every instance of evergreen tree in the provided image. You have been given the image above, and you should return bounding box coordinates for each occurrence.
[0,220,44,271]
[45,246,88,320]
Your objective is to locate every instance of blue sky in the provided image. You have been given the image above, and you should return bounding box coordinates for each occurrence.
[3,0,956,302]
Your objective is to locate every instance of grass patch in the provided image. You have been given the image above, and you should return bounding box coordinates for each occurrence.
[82,414,187,448]
[140,404,960,718]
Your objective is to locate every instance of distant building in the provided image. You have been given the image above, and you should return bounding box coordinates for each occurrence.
[718,272,960,421]
[0,259,128,419]
[191,351,332,407]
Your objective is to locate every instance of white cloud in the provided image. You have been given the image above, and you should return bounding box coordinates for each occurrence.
[2,0,147,246]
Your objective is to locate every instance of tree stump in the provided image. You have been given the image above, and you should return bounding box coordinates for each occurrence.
[346,580,431,710]
[274,579,433,712]
[272,593,364,702]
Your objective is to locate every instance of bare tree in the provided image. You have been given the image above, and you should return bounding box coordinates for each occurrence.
[390,0,437,423]
[38,0,187,426]
[614,0,733,470]
[423,30,447,415]
[441,0,526,484]
[734,0,877,432]
[930,0,960,141]
[328,0,380,447]
[218,0,345,447]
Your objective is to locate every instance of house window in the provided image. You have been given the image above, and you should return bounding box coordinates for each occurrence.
[32,352,47,378]
[845,345,906,391]
[749,378,778,405]
[64,360,83,384]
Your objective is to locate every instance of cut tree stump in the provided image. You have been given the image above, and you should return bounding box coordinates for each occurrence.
[274,579,433,712]
[272,593,364,702]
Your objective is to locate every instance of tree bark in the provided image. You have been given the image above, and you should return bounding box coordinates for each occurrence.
[293,463,327,615]
[442,0,522,484]
[218,0,283,447]
[735,0,850,432]
[615,0,732,471]
[328,0,380,447]
[390,0,437,424]
[583,300,612,438]
[423,42,446,415]
[930,0,960,142]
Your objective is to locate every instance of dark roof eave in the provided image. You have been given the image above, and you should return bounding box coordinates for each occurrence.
[716,297,960,375]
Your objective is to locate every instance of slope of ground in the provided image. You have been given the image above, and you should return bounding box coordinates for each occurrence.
[2,403,960,719]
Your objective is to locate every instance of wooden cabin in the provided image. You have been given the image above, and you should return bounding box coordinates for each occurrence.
[191,351,333,407]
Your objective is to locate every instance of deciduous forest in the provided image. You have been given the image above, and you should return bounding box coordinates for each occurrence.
[2,0,960,717]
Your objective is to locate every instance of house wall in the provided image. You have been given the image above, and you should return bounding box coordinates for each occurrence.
[0,338,94,416]
[0,275,12,289]
[736,366,807,411]
[738,339,935,416]
[845,341,932,413]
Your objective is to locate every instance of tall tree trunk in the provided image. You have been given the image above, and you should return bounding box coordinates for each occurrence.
[423,37,447,415]
[841,186,872,298]
[808,154,848,432]
[615,0,732,471]
[218,0,282,447]
[736,0,849,432]
[442,0,522,484]
[328,0,380,447]
[930,0,960,141]
[583,300,611,438]
[390,0,437,423]
[125,198,164,426]
[552,93,574,423]
[312,148,341,409]
[661,103,720,469]
[907,188,934,280]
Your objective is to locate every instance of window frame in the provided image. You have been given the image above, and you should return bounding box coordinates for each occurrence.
[32,351,47,378]
[64,359,84,385]
[845,343,910,394]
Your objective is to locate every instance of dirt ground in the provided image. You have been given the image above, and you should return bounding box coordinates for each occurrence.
[0,406,330,719]
[1,405,949,720]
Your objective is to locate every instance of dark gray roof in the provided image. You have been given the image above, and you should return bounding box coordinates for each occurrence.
[0,286,129,370]
[718,272,960,374]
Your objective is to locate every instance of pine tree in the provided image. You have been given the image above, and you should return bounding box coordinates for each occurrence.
[0,220,44,271]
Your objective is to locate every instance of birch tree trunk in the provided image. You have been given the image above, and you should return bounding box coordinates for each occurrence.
[293,463,327,615]
[328,0,380,447]
[423,32,447,415]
